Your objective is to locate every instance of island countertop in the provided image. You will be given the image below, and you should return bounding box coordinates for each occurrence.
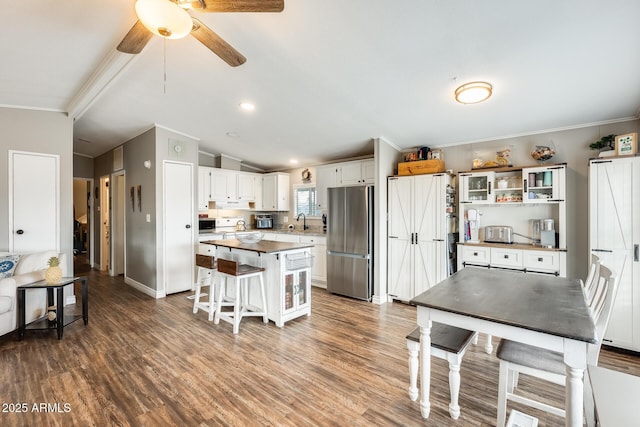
[201,238,314,254]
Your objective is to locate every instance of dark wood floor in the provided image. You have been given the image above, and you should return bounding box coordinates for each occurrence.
[1,270,639,427]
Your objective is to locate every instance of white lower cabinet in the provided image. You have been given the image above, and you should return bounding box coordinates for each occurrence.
[458,244,562,275]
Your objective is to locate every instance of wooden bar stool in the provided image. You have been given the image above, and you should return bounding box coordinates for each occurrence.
[214,258,268,334]
[193,254,217,321]
[406,324,477,419]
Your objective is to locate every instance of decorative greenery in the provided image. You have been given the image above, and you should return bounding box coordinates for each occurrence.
[47,256,60,267]
[590,134,616,151]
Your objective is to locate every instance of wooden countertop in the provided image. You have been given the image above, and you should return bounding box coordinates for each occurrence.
[459,241,566,252]
[201,239,313,254]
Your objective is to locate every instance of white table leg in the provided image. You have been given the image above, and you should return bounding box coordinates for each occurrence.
[446,353,462,419]
[419,321,432,418]
[407,340,419,401]
[485,334,493,354]
[564,339,588,427]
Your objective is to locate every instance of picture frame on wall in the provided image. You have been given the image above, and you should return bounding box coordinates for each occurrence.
[616,133,637,156]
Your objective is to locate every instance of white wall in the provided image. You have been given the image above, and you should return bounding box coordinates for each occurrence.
[0,107,73,271]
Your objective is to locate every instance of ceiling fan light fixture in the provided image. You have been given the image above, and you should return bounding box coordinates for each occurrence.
[135,0,193,40]
[455,81,493,104]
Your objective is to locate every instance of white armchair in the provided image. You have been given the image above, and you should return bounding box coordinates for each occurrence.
[0,251,68,336]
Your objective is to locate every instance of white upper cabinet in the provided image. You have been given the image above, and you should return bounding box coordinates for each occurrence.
[316,159,374,211]
[262,172,290,211]
[316,164,338,210]
[237,172,256,201]
[198,167,213,211]
[522,164,566,203]
[338,159,375,185]
[459,171,496,203]
[210,168,237,201]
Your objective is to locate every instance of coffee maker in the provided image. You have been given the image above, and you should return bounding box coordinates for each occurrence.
[540,219,555,248]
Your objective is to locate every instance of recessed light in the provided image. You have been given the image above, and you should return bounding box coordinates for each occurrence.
[239,102,255,112]
[290,159,299,164]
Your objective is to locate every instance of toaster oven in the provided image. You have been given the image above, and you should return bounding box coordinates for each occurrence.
[484,226,514,244]
[254,214,273,229]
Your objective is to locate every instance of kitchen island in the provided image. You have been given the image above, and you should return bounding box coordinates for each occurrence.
[201,239,314,327]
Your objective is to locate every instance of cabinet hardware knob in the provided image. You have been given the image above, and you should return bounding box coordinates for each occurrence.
[186,224,191,229]
[504,255,508,259]
[16,229,24,235]
[538,257,543,262]
[473,252,478,256]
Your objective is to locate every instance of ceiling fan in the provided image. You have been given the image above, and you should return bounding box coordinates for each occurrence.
[116,0,284,67]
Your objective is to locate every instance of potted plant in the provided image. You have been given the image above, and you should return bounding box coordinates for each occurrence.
[590,134,616,152]
[45,256,62,284]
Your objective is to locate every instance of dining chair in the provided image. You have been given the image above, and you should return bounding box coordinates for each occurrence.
[495,264,618,427]
[582,254,601,310]
[406,324,477,419]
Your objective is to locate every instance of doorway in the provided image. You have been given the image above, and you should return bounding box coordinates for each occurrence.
[99,176,110,271]
[73,178,93,274]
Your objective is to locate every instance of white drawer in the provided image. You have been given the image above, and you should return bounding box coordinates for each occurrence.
[300,235,326,245]
[197,244,215,256]
[460,245,490,266]
[490,247,524,269]
[523,250,560,273]
[277,234,300,243]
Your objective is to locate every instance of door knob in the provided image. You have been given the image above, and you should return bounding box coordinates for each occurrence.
[16,229,24,235]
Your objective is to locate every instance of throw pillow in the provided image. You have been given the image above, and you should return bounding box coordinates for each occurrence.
[0,255,21,279]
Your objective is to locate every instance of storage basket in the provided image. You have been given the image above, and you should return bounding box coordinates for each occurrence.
[196,254,216,269]
[285,252,314,270]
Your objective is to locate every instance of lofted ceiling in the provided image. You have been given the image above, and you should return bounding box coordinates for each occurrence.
[2,1,640,171]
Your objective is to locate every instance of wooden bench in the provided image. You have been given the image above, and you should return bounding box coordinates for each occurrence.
[406,324,477,419]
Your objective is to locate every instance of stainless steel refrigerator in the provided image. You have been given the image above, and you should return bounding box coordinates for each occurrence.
[327,186,373,301]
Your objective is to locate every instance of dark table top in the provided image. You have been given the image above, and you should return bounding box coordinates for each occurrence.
[18,277,82,289]
[201,239,314,254]
[410,268,596,343]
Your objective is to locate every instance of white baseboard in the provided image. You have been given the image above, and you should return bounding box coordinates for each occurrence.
[124,276,164,299]
[371,294,389,305]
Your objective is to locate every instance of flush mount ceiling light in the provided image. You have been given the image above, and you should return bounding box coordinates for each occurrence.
[239,102,256,112]
[135,0,193,39]
[454,81,493,104]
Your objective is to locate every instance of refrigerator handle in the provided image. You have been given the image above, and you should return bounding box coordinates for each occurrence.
[635,244,639,262]
[411,233,414,244]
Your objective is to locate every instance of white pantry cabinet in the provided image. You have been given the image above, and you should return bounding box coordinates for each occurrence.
[387,173,453,301]
[589,157,640,352]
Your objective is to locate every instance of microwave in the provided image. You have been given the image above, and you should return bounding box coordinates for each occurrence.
[198,218,216,231]
[254,214,273,229]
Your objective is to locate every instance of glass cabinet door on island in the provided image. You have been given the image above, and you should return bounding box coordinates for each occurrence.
[459,171,495,203]
[283,268,310,313]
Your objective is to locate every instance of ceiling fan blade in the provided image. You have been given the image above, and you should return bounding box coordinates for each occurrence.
[198,0,284,13]
[116,21,153,54]
[191,19,246,67]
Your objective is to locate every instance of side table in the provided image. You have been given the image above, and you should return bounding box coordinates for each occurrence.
[17,277,88,340]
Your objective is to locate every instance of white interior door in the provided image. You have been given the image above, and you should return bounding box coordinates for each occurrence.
[164,161,194,294]
[9,151,59,253]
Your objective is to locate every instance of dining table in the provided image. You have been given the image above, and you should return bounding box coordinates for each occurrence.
[410,267,596,427]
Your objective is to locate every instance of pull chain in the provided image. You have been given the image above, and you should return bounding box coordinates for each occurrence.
[163,37,167,94]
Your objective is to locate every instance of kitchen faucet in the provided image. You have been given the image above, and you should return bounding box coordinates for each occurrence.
[296,213,308,230]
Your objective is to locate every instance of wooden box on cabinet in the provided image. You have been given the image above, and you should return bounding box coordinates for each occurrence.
[398,159,445,176]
